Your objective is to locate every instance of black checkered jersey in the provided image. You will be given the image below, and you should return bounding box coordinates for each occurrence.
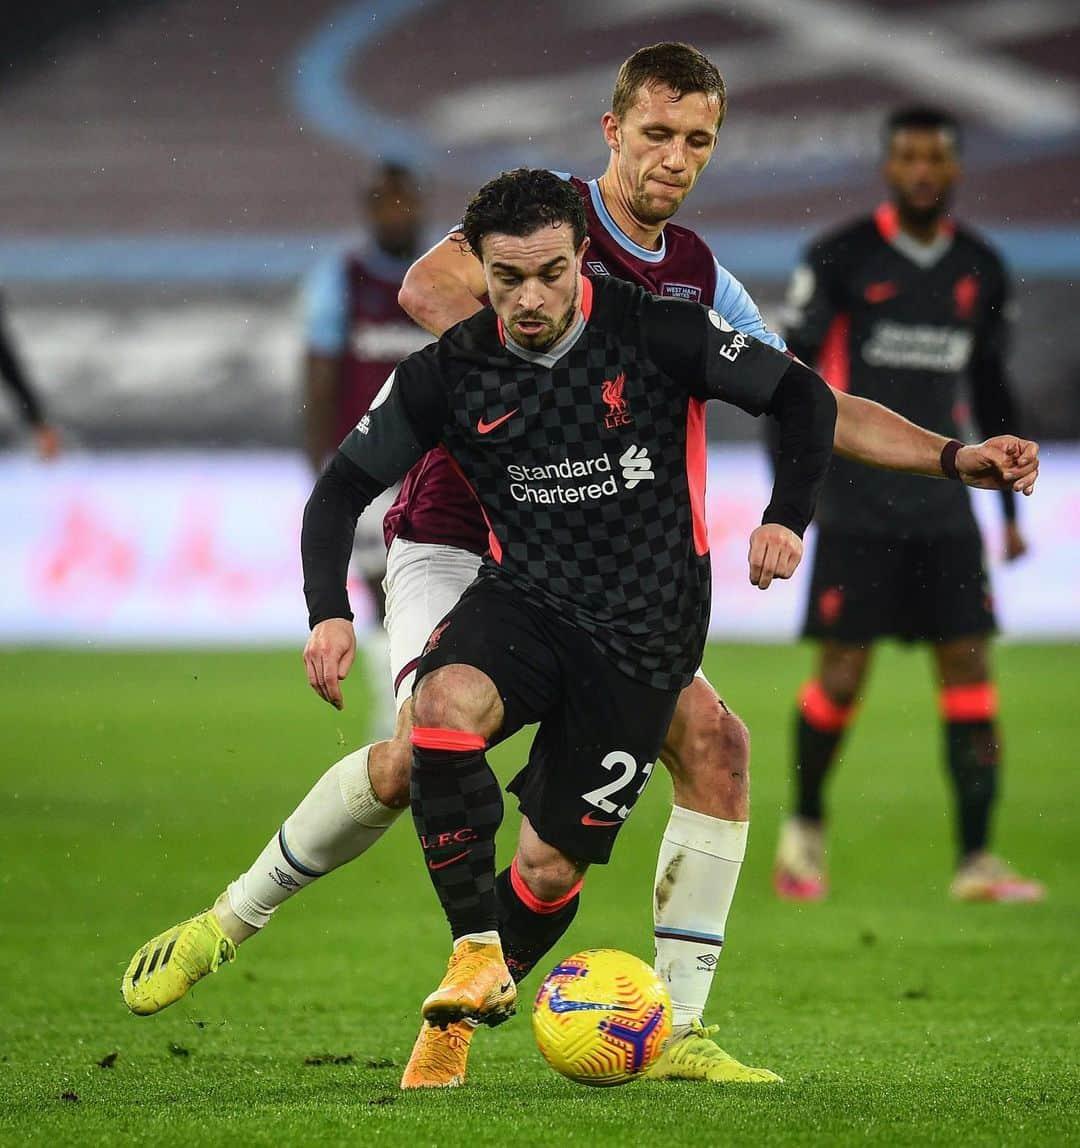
[341,275,791,690]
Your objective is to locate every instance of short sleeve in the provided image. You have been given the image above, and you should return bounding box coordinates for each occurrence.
[642,295,792,416]
[303,256,349,355]
[713,260,786,352]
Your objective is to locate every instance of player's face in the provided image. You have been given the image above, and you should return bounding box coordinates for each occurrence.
[366,181,422,258]
[481,226,589,352]
[603,83,721,225]
[884,128,960,227]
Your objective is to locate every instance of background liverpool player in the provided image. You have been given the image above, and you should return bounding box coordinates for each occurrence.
[301,161,431,737]
[773,107,1044,905]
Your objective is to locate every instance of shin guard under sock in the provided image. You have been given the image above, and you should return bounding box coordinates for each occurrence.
[410,727,503,938]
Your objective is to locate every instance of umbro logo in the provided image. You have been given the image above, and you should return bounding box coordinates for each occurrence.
[619,444,654,489]
[697,953,719,969]
[271,866,301,890]
[586,261,609,275]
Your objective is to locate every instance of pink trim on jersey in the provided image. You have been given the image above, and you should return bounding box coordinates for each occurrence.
[874,202,900,242]
[443,448,502,564]
[817,314,851,393]
[686,397,709,556]
[875,201,954,243]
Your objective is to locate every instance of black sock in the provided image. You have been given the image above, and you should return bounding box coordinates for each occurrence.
[944,719,999,861]
[794,713,844,822]
[792,681,853,823]
[410,734,504,938]
[495,862,581,984]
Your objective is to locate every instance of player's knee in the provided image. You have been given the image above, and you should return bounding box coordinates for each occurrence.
[666,695,750,790]
[819,665,861,708]
[412,665,497,734]
[514,847,586,904]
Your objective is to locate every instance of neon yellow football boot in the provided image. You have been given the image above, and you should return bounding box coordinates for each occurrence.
[122,911,236,1015]
[646,1019,783,1084]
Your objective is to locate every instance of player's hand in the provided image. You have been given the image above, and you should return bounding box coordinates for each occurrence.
[1003,522,1029,563]
[34,424,61,460]
[303,618,357,710]
[956,436,1039,494]
[748,524,803,590]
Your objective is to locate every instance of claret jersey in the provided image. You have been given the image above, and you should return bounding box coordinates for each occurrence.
[382,174,784,555]
[784,203,1016,537]
[340,276,792,691]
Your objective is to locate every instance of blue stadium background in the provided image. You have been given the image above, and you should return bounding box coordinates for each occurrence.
[1,0,1078,643]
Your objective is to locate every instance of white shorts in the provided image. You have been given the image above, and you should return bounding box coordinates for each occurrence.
[352,485,400,580]
[383,537,482,708]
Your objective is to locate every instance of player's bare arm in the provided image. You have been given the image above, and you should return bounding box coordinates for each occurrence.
[831,389,1039,494]
[398,232,487,338]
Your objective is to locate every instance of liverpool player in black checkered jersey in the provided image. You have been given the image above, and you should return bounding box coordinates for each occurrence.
[301,169,1040,1055]
[774,107,1044,904]
[302,168,839,1037]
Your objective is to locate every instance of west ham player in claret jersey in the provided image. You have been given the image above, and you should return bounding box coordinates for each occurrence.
[301,162,432,737]
[773,107,1044,905]
[119,54,1038,1090]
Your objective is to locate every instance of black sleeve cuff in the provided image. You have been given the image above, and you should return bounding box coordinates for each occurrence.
[761,360,837,537]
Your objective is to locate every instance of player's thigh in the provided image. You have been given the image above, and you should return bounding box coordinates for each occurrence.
[802,531,906,642]
[384,537,483,708]
[907,532,996,646]
[931,634,993,687]
[508,639,679,866]
[815,639,874,702]
[414,577,562,743]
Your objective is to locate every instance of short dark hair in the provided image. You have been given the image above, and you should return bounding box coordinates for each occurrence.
[611,42,726,127]
[460,169,587,259]
[883,106,962,153]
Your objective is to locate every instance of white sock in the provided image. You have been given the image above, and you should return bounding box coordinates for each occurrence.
[362,626,398,740]
[454,931,501,948]
[227,744,401,929]
[653,805,748,1032]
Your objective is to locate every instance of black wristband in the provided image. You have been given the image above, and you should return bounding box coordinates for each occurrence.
[940,439,964,481]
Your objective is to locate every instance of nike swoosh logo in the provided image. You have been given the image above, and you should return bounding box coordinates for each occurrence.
[499,981,512,994]
[580,812,622,827]
[428,849,471,870]
[477,409,519,435]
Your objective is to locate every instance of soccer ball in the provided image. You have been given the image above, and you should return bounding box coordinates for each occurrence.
[532,948,671,1086]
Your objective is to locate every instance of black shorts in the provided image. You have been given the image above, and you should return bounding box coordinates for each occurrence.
[415,577,679,864]
[802,529,996,644]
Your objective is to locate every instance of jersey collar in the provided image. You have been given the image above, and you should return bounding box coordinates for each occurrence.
[874,202,955,269]
[588,179,667,264]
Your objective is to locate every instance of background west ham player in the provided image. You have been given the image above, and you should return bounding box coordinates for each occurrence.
[774,107,1044,905]
[301,161,431,735]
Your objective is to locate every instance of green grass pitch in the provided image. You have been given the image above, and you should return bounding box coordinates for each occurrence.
[1,644,1077,1146]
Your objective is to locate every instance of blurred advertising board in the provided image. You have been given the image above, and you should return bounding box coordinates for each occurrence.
[0,447,1075,645]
